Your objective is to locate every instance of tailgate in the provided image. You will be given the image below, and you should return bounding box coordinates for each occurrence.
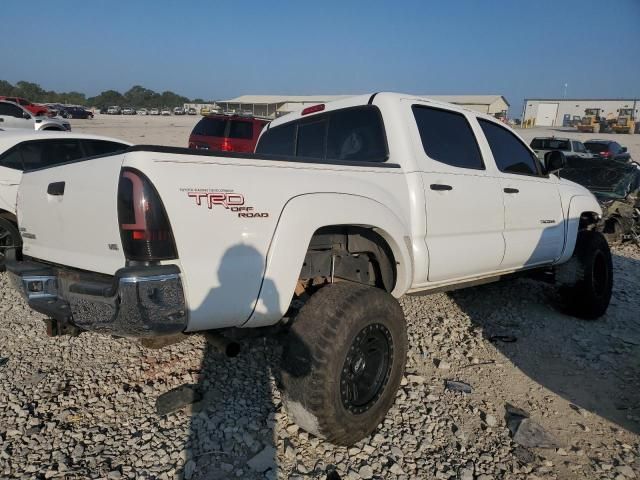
[18,155,126,274]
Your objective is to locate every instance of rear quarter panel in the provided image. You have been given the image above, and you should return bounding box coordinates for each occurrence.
[123,151,413,330]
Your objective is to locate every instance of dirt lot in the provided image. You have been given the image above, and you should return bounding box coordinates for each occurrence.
[0,114,638,479]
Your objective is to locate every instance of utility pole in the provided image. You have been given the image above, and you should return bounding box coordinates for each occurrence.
[562,83,568,99]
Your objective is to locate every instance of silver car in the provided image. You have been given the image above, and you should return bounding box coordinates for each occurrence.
[530,137,593,166]
[0,101,71,131]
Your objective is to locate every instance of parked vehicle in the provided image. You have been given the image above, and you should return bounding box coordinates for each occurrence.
[0,96,48,116]
[189,113,268,153]
[0,101,70,131]
[59,106,94,119]
[584,140,632,163]
[188,107,197,115]
[137,108,148,116]
[107,106,121,115]
[99,106,109,114]
[161,108,171,116]
[7,93,612,446]
[122,107,136,115]
[612,108,636,135]
[200,106,210,115]
[173,107,185,115]
[0,130,130,267]
[149,108,160,116]
[530,137,593,166]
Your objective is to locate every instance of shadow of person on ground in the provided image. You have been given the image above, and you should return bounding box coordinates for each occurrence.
[449,252,640,435]
[156,244,313,479]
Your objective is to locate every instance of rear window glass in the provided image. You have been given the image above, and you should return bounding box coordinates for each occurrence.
[530,138,570,151]
[0,148,24,170]
[82,140,128,157]
[192,117,227,137]
[412,105,484,170]
[228,121,253,139]
[297,120,326,158]
[20,140,84,170]
[584,142,608,153]
[255,123,296,156]
[256,106,387,163]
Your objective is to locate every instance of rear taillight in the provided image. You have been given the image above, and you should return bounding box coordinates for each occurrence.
[601,151,610,157]
[118,168,177,261]
[221,139,233,151]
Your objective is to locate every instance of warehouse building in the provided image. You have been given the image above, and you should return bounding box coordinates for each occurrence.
[212,94,509,119]
[522,98,640,127]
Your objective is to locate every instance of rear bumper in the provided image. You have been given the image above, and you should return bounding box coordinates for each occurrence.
[6,260,187,337]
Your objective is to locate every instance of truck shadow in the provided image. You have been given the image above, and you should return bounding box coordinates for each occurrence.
[448,251,640,435]
[164,244,309,479]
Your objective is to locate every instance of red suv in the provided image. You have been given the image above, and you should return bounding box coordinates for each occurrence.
[188,114,269,153]
[0,96,48,116]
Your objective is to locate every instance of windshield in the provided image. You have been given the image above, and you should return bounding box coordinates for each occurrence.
[530,138,570,150]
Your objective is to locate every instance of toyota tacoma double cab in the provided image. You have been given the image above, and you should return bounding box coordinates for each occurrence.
[7,93,612,446]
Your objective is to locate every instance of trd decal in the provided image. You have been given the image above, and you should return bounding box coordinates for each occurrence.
[183,189,269,218]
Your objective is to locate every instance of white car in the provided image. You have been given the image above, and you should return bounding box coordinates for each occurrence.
[161,108,171,116]
[149,108,160,116]
[8,93,610,446]
[0,101,70,132]
[137,108,148,116]
[0,130,130,266]
[107,106,121,115]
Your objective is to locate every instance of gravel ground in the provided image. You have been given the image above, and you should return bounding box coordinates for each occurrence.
[1,244,638,480]
[1,115,638,479]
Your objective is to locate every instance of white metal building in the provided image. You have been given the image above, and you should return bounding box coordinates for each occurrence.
[212,94,510,119]
[522,98,640,127]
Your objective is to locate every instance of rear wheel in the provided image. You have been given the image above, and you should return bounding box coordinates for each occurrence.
[280,282,407,446]
[557,231,613,319]
[0,218,21,271]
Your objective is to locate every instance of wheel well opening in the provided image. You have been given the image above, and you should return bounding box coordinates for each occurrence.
[579,211,600,231]
[0,210,17,225]
[297,225,397,294]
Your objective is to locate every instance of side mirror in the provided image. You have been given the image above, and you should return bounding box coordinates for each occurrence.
[545,150,566,174]
[620,147,628,153]
[22,111,31,120]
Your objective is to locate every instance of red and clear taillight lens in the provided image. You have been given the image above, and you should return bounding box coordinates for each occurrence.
[118,168,177,261]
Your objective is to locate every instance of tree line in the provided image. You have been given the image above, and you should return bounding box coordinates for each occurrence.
[0,80,210,108]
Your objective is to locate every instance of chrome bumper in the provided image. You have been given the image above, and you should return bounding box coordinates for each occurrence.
[7,261,187,337]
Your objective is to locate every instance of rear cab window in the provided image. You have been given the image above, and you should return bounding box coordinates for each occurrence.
[479,119,542,176]
[256,105,388,163]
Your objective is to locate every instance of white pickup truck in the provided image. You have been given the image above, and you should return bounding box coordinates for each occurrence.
[7,93,612,445]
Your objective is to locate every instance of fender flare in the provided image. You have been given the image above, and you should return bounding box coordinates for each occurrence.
[556,194,602,264]
[243,193,413,327]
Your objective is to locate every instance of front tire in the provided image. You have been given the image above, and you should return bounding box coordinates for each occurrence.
[557,231,613,319]
[0,218,21,271]
[281,283,407,446]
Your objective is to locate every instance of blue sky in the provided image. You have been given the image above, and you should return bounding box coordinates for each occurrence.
[2,0,639,117]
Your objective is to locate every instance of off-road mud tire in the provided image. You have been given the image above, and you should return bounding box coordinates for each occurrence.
[0,217,21,271]
[558,230,613,319]
[281,282,407,446]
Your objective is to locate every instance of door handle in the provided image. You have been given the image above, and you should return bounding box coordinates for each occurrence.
[503,187,519,194]
[47,182,65,196]
[430,184,453,191]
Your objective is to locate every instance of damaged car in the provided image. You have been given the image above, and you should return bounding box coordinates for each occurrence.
[558,155,640,245]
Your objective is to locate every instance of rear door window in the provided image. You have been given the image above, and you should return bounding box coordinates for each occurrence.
[326,107,387,162]
[479,119,540,175]
[412,105,484,170]
[228,121,253,139]
[585,142,607,153]
[0,103,24,117]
